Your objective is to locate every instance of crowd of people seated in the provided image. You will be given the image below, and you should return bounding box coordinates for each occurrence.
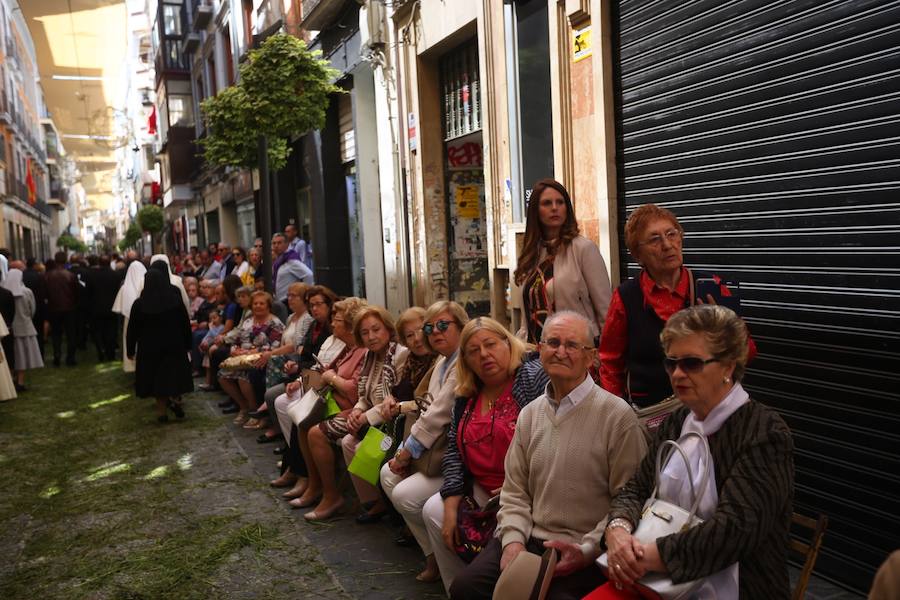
[5,188,810,599]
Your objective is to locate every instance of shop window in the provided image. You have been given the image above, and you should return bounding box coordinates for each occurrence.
[515,0,553,202]
[504,0,554,220]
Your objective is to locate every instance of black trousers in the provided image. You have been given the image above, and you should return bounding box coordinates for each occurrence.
[90,313,118,360]
[449,537,606,600]
[32,311,46,357]
[48,311,77,364]
[282,424,309,477]
[208,344,231,389]
[1,332,14,372]
[75,308,90,349]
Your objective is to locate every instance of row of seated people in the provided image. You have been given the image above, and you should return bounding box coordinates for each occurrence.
[200,283,795,600]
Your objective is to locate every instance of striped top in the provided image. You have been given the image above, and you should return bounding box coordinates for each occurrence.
[608,400,794,599]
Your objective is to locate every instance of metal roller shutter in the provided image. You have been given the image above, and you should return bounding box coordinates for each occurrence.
[614,0,900,592]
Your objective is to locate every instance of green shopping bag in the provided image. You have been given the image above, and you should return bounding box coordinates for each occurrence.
[323,388,340,419]
[347,427,390,486]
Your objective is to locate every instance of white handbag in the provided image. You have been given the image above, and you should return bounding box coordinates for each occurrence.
[286,386,322,429]
[598,431,711,600]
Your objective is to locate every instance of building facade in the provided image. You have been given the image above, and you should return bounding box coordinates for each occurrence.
[390,0,898,593]
[0,0,53,259]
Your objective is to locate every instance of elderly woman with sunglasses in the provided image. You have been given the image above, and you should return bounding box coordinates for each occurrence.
[604,305,793,599]
[599,204,756,412]
[421,317,548,594]
[380,300,469,583]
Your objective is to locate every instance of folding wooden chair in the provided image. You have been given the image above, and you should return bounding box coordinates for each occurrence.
[790,511,829,600]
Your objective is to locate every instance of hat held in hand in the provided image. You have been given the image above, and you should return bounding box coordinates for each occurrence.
[493,547,558,600]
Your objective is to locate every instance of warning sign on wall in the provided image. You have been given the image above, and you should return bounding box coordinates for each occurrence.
[573,24,592,62]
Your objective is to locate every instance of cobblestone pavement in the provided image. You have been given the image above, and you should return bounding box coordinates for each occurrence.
[0,352,864,599]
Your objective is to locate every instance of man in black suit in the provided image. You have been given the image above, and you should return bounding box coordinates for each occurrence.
[89,254,123,361]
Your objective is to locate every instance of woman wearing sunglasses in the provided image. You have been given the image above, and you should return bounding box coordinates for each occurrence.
[604,304,793,599]
[230,246,250,283]
[599,204,756,413]
[421,317,548,594]
[381,300,469,583]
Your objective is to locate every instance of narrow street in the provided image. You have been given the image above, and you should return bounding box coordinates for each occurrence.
[0,354,443,599]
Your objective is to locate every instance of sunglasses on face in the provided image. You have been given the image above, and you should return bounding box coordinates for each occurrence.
[422,320,454,336]
[663,356,719,374]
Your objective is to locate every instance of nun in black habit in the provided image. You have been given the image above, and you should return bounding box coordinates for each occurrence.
[126,265,194,422]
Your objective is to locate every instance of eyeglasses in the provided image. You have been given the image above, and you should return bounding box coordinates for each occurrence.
[422,320,454,336]
[309,300,327,308]
[663,356,719,374]
[640,228,682,248]
[232,252,242,257]
[541,337,594,354]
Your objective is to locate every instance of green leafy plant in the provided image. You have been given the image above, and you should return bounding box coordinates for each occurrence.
[57,233,87,253]
[118,222,143,251]
[136,205,164,235]
[199,34,340,171]
[136,205,165,253]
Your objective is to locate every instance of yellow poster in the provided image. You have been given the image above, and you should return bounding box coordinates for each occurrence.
[573,24,592,62]
[455,185,481,218]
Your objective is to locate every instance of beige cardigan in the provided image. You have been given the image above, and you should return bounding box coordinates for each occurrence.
[517,235,612,340]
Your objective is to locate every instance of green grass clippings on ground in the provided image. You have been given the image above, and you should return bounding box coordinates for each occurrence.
[0,354,339,599]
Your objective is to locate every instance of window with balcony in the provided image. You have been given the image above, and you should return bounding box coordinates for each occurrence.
[163,3,183,37]
[169,94,194,127]
[207,56,218,95]
[222,24,234,86]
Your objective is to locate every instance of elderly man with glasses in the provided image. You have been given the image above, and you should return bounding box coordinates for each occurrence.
[450,310,647,600]
[203,243,230,283]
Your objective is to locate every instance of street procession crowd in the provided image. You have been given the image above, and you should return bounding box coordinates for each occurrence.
[13,178,898,600]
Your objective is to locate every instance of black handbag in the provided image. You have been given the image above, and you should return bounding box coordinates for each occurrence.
[455,494,500,563]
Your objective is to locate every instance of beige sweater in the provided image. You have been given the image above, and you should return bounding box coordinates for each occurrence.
[497,383,647,558]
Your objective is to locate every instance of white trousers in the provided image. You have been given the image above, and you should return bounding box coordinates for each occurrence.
[423,483,490,596]
[273,392,293,444]
[380,462,442,557]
